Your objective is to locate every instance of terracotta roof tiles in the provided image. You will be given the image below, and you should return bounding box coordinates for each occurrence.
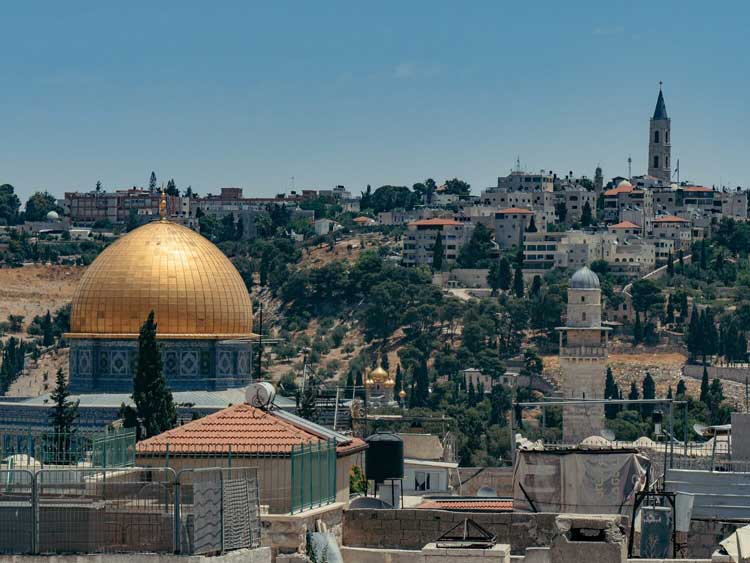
[417,499,513,511]
[135,403,366,456]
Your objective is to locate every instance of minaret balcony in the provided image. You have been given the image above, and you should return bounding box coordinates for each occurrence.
[559,345,607,358]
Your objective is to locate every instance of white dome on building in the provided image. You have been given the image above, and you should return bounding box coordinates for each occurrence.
[46,210,60,221]
[570,266,600,289]
[617,179,632,189]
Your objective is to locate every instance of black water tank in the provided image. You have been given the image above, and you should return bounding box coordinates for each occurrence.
[365,432,404,483]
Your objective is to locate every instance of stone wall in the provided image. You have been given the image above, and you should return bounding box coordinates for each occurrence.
[343,509,557,555]
[683,364,750,386]
[261,503,344,560]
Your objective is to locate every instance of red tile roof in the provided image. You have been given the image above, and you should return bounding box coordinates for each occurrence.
[609,221,641,230]
[604,184,635,197]
[135,403,366,456]
[496,207,534,215]
[409,218,462,227]
[353,216,374,223]
[653,215,689,223]
[417,499,513,512]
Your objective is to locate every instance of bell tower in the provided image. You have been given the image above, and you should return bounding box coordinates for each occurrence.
[648,83,671,184]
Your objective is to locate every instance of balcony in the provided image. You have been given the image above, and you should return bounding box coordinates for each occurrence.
[559,345,607,358]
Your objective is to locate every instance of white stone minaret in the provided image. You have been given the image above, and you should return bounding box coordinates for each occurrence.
[557,267,610,444]
[648,85,671,184]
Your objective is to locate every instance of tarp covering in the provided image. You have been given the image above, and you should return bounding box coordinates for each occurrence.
[513,449,650,514]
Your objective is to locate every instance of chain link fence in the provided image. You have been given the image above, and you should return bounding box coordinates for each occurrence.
[0,466,260,555]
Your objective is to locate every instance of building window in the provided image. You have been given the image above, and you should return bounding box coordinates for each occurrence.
[666,130,669,144]
[653,155,659,169]
[666,156,670,168]
[414,471,432,491]
[654,130,660,144]
[581,296,585,302]
[582,312,587,321]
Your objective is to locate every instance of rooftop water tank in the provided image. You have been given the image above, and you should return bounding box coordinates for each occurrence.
[365,432,404,483]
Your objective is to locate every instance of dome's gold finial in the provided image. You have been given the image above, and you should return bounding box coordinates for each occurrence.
[159,184,167,220]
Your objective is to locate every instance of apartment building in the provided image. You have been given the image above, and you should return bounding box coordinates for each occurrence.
[402,218,474,267]
[494,207,539,250]
[608,221,643,243]
[64,188,181,225]
[651,215,692,250]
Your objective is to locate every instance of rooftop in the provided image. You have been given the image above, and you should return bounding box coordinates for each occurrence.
[496,207,534,215]
[135,403,366,456]
[409,218,463,227]
[609,221,642,230]
[653,215,690,223]
[417,498,513,512]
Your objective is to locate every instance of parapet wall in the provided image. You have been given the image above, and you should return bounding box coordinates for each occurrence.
[343,509,558,554]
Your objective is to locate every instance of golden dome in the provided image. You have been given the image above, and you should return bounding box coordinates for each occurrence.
[68,220,253,339]
[370,366,389,382]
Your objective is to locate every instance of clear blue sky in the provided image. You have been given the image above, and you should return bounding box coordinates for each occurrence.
[2,1,748,202]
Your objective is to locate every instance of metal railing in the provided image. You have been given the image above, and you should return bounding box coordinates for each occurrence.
[1,427,135,470]
[290,439,337,514]
[137,439,338,515]
[0,466,261,555]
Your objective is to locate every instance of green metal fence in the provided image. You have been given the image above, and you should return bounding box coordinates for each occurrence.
[0,427,135,469]
[290,439,337,514]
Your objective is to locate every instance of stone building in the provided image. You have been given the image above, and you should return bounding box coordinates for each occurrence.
[648,86,671,184]
[557,267,610,444]
[65,198,256,393]
[494,207,539,250]
[402,218,474,266]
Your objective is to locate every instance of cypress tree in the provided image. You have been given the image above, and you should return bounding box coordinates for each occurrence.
[628,381,640,401]
[530,275,542,298]
[700,364,710,404]
[667,251,674,276]
[345,370,354,391]
[700,239,708,269]
[604,367,620,419]
[686,304,701,358]
[132,311,176,438]
[676,379,687,398]
[394,364,403,397]
[42,310,54,347]
[642,372,656,417]
[48,368,79,463]
[667,386,673,400]
[633,313,643,345]
[513,266,524,298]
[498,257,512,291]
[355,370,364,399]
[468,380,476,407]
[678,248,684,269]
[581,201,593,227]
[432,232,444,271]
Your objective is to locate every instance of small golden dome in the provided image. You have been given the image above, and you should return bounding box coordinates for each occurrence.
[399,389,407,399]
[370,365,389,382]
[68,220,253,339]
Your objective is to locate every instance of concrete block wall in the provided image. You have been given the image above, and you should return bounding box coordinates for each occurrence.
[343,509,557,554]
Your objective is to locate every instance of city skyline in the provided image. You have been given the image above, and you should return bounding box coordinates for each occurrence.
[3,1,749,202]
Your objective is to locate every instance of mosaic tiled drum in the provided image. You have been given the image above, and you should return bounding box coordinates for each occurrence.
[66,217,255,392]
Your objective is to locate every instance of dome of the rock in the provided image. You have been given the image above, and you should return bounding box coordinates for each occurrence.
[69,220,253,338]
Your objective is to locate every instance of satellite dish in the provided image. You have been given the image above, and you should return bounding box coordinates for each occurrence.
[601,429,616,442]
[245,382,276,409]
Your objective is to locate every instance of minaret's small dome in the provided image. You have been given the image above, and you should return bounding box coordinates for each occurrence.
[570,266,600,290]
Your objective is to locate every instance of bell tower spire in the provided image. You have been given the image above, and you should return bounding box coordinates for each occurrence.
[648,82,671,184]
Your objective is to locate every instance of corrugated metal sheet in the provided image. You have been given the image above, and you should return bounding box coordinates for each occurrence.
[665,468,750,520]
